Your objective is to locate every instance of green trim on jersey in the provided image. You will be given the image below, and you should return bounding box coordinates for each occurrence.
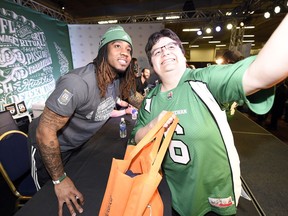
[130,56,274,215]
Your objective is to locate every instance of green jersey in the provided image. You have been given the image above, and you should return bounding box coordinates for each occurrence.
[130,56,274,216]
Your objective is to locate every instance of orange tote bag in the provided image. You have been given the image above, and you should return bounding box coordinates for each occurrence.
[99,112,178,216]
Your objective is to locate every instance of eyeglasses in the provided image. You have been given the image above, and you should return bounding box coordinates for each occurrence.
[151,42,179,57]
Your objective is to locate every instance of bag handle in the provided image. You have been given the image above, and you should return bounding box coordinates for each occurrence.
[127,112,174,160]
[151,117,178,175]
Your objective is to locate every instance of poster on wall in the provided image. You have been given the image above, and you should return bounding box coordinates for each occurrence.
[0,0,73,111]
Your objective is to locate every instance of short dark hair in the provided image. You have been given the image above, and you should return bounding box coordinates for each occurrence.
[141,68,149,73]
[145,29,185,66]
[222,50,244,64]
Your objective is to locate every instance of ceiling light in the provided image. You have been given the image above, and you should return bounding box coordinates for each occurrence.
[202,36,213,39]
[215,44,226,47]
[215,58,224,64]
[156,17,164,20]
[98,20,118,24]
[215,26,221,32]
[181,42,189,45]
[238,26,255,29]
[189,45,199,48]
[243,35,255,37]
[98,21,108,24]
[205,27,212,34]
[183,28,200,32]
[243,40,255,43]
[208,41,221,43]
[197,30,203,36]
[264,11,271,19]
[226,23,233,30]
[274,5,281,14]
[165,16,180,20]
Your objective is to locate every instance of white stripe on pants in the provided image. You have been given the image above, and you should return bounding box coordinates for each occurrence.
[31,145,41,191]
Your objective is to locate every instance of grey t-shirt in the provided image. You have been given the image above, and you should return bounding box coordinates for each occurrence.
[32,63,119,152]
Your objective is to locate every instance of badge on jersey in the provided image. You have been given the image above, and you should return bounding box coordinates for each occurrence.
[208,196,234,208]
[167,91,173,100]
[58,89,73,105]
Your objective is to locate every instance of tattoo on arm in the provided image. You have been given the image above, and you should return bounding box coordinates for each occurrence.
[37,107,70,179]
[40,107,68,131]
[39,140,63,179]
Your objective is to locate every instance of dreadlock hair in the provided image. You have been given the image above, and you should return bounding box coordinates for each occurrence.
[92,44,136,99]
[120,60,137,100]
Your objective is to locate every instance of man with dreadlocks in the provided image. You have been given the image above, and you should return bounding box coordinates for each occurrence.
[27,26,135,216]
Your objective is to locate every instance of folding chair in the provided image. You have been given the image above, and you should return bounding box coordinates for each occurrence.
[0,130,37,210]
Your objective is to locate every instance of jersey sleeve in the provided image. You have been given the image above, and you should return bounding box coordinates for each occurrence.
[245,87,275,114]
[194,55,274,115]
[45,73,88,117]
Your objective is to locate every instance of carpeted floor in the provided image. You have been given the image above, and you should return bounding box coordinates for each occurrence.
[230,111,288,216]
[244,112,288,145]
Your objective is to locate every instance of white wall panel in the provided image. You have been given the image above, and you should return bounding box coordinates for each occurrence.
[68,23,164,70]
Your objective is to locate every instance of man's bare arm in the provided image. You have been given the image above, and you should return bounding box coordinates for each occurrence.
[36,107,70,180]
[36,107,84,216]
[243,14,288,95]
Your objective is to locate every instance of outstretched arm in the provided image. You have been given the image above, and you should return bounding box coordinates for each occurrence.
[36,107,84,216]
[243,14,288,95]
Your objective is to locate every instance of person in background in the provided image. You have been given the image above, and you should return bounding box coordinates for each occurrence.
[136,68,151,95]
[131,57,140,77]
[28,25,135,216]
[130,14,288,216]
[221,49,245,117]
[147,68,161,88]
[222,49,244,64]
[267,80,288,130]
[186,63,196,69]
[119,57,143,109]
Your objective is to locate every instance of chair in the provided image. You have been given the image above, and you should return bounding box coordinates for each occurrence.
[0,110,19,136]
[0,130,37,210]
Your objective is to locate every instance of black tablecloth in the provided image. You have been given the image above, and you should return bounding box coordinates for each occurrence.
[17,111,288,216]
[15,116,172,216]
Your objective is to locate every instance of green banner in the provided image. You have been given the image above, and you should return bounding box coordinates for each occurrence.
[0,0,73,111]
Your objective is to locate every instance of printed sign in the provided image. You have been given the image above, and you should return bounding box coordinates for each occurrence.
[0,0,73,111]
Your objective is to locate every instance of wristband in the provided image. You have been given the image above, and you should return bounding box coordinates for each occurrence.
[52,172,67,185]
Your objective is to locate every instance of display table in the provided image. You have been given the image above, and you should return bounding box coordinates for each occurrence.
[15,111,288,215]
[15,115,172,216]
